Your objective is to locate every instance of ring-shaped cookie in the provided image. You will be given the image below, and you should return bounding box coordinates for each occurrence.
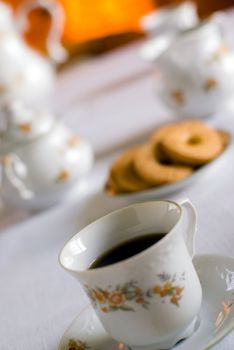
[150,123,179,144]
[105,175,120,195]
[133,143,193,186]
[161,121,223,166]
[107,147,150,193]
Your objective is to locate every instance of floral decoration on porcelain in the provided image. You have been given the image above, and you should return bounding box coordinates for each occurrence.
[18,122,32,133]
[215,293,234,328]
[170,90,185,106]
[56,169,70,182]
[85,272,185,313]
[0,85,6,94]
[203,78,218,91]
[212,45,229,60]
[2,155,12,166]
[68,135,80,147]
[67,338,99,350]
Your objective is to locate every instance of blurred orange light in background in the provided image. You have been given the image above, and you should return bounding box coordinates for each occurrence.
[59,0,155,43]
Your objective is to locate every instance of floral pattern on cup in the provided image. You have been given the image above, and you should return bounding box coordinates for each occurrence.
[67,338,99,350]
[85,272,185,313]
[66,338,131,350]
[150,281,184,306]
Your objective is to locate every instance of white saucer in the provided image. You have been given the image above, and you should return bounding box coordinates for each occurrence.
[59,254,234,350]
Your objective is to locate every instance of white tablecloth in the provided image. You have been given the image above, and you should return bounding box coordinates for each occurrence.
[1,12,234,349]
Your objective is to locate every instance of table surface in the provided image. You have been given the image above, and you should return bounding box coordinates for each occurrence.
[1,11,234,350]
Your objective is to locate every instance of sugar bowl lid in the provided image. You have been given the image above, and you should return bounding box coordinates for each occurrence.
[0,100,55,150]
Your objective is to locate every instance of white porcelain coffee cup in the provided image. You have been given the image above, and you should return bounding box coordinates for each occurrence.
[59,199,202,350]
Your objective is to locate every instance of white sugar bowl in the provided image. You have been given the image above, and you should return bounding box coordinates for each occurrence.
[156,17,234,118]
[0,101,93,210]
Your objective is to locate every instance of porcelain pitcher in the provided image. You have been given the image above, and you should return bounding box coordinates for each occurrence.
[0,0,67,104]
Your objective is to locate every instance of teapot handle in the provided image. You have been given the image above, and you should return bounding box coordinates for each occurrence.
[2,154,34,199]
[16,0,68,63]
[177,198,197,258]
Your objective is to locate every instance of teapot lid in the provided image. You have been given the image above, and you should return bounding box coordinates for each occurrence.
[1,100,55,146]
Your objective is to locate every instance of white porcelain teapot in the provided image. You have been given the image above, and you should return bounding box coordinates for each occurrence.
[0,0,67,104]
[152,14,234,118]
[0,101,93,210]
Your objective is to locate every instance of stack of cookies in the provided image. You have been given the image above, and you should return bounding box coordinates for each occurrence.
[105,120,227,195]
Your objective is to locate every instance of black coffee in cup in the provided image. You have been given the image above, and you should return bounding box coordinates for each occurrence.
[89,233,166,269]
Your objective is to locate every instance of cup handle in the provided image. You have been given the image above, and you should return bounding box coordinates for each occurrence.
[16,0,68,63]
[177,198,197,258]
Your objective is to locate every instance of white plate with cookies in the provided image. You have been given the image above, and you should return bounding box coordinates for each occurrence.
[104,120,233,201]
